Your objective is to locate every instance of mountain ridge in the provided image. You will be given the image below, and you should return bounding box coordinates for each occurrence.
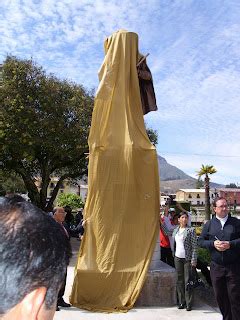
[157,155,223,193]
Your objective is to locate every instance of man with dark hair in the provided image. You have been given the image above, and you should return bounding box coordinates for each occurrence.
[53,206,71,310]
[198,197,240,320]
[0,198,71,320]
[64,205,74,227]
[4,193,26,203]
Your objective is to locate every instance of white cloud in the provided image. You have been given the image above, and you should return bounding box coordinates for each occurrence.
[1,0,240,184]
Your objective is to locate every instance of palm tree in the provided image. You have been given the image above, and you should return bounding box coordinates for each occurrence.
[196,164,217,221]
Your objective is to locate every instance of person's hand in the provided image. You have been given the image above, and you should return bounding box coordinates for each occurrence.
[82,218,90,227]
[221,241,230,250]
[214,240,223,251]
[214,240,230,251]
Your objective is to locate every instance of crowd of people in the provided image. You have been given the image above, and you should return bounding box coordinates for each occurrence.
[160,197,240,320]
[1,194,240,320]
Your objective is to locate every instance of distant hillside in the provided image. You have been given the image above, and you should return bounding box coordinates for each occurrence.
[157,155,223,193]
[158,155,193,181]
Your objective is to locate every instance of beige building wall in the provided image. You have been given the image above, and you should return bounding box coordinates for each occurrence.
[35,177,87,206]
[176,189,207,205]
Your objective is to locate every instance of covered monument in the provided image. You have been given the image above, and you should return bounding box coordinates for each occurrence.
[70,29,160,312]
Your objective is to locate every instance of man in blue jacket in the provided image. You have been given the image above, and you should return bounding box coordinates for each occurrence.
[198,197,240,320]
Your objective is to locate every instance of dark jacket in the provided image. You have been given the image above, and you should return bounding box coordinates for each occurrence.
[137,60,157,115]
[198,215,240,266]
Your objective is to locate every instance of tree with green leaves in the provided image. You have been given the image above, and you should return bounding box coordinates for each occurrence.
[0,56,93,210]
[146,127,158,146]
[0,170,26,196]
[57,193,84,210]
[196,164,217,220]
[225,183,239,188]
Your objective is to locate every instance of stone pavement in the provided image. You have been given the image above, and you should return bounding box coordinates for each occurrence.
[54,239,221,320]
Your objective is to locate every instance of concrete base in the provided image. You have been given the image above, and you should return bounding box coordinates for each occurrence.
[136,238,176,307]
[136,261,176,306]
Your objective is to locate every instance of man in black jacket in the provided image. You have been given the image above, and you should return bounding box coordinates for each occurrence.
[198,197,240,320]
[53,207,71,311]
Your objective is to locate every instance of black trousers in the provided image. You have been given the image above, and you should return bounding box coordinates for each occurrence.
[210,261,240,320]
[160,246,174,267]
[58,272,67,303]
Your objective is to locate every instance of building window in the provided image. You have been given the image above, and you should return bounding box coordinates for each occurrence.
[197,194,200,198]
[202,201,204,205]
[197,201,200,205]
[188,194,192,198]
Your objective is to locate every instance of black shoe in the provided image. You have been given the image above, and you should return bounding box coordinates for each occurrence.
[56,306,60,311]
[186,306,192,311]
[178,304,185,309]
[58,300,71,308]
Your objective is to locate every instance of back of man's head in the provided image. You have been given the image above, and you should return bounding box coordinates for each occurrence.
[0,197,72,320]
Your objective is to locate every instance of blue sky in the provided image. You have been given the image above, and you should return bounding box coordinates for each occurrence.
[1,0,240,185]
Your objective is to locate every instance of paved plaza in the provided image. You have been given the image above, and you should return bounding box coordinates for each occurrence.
[54,239,221,320]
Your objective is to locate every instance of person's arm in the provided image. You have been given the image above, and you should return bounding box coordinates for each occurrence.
[137,61,152,81]
[191,228,198,267]
[137,69,152,80]
[160,221,173,236]
[164,205,169,217]
[176,202,188,213]
[229,238,240,248]
[228,219,240,249]
[198,221,215,249]
[176,202,192,226]
[164,215,176,232]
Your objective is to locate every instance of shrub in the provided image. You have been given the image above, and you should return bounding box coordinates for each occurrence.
[57,193,84,210]
[197,248,211,265]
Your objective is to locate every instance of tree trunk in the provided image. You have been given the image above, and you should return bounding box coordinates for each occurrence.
[45,175,67,212]
[18,171,41,208]
[204,175,211,221]
[39,166,51,210]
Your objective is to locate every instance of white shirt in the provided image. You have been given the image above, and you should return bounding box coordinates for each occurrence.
[216,214,228,229]
[175,228,186,259]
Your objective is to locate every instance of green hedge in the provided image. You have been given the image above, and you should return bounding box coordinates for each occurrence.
[197,248,211,265]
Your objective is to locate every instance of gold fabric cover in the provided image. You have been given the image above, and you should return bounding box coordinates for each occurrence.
[70,30,160,312]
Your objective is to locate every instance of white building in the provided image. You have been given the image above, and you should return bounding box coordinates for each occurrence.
[176,189,215,206]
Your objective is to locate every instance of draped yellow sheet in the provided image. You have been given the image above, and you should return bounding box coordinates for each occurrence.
[69,30,160,312]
